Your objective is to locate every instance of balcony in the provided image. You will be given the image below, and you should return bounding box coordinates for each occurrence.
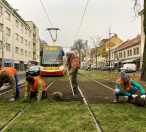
[33,39,36,43]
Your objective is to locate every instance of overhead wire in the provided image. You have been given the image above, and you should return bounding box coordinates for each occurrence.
[40,0,61,46]
[75,0,90,40]
[40,0,53,28]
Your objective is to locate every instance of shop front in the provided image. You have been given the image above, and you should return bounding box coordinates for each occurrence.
[14,61,20,71]
[5,59,12,67]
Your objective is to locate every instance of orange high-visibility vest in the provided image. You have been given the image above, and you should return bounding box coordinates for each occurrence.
[28,77,46,92]
[115,77,131,92]
[0,67,17,77]
[70,57,79,68]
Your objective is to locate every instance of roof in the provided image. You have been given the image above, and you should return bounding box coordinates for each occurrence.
[116,35,141,51]
[2,0,28,27]
[101,39,109,43]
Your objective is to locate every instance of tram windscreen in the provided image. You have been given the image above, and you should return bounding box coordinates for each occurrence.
[42,47,63,65]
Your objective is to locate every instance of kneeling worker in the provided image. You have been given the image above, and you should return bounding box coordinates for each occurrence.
[25,75,47,101]
[0,67,20,101]
[114,71,146,103]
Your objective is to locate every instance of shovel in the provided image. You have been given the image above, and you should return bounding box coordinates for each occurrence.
[66,68,75,96]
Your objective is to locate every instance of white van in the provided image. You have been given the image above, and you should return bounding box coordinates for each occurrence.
[120,63,136,72]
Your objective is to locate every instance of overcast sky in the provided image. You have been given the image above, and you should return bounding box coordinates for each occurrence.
[6,0,144,53]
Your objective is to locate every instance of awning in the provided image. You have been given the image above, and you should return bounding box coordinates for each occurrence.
[14,61,20,64]
[121,59,136,63]
[5,59,12,63]
[114,61,119,64]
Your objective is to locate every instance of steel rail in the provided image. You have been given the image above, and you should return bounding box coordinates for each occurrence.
[0,84,26,96]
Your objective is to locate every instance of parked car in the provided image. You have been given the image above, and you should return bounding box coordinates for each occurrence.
[120,63,136,73]
[26,65,41,76]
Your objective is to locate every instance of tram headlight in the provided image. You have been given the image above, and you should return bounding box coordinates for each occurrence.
[57,66,64,70]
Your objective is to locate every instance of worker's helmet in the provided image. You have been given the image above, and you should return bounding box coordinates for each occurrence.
[66,52,70,57]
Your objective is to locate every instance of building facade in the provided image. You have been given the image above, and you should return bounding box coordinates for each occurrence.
[0,0,40,71]
[114,35,141,70]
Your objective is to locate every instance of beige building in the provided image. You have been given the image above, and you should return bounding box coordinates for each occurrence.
[0,0,40,71]
[114,35,141,70]
[26,21,40,66]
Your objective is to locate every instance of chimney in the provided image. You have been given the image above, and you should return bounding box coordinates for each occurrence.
[114,34,117,37]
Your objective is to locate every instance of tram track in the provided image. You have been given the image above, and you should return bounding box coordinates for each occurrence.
[0,73,119,132]
[0,80,56,132]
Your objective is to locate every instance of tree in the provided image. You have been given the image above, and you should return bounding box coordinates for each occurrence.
[71,39,85,65]
[90,35,103,69]
[134,0,146,81]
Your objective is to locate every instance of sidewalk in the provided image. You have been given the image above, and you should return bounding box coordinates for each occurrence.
[17,71,26,75]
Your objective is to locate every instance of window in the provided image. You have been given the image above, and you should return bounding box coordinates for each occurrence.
[15,20,19,27]
[15,47,19,54]
[0,23,2,31]
[0,41,2,49]
[29,52,31,57]
[6,43,10,51]
[20,25,23,31]
[20,37,23,43]
[127,50,129,56]
[130,49,132,56]
[124,51,126,57]
[21,49,23,55]
[6,12,10,20]
[25,50,27,56]
[15,33,19,40]
[137,47,139,54]
[0,6,3,14]
[6,27,10,36]
[134,48,136,55]
[25,39,27,45]
[25,28,27,34]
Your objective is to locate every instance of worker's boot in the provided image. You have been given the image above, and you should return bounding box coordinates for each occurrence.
[114,96,119,103]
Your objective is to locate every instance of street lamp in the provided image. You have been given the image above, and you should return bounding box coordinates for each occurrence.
[109,32,115,74]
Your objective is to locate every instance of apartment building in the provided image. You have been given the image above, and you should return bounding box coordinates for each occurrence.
[114,35,141,70]
[0,0,40,71]
[26,21,40,66]
[92,34,123,67]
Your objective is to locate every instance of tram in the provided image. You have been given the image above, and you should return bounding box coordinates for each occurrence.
[40,28,65,76]
[40,45,65,76]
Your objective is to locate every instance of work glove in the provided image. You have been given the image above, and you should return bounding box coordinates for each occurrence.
[9,97,15,102]
[131,94,138,98]
[141,94,146,99]
[36,100,41,102]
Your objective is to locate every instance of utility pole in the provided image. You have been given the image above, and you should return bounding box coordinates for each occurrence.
[86,40,88,70]
[109,33,111,74]
[80,47,82,68]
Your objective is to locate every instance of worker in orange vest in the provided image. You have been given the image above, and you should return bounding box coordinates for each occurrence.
[0,67,20,101]
[25,75,47,101]
[114,71,146,103]
[66,52,80,94]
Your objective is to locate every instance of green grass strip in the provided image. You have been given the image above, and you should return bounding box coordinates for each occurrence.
[4,100,97,132]
[0,99,29,130]
[90,103,146,132]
